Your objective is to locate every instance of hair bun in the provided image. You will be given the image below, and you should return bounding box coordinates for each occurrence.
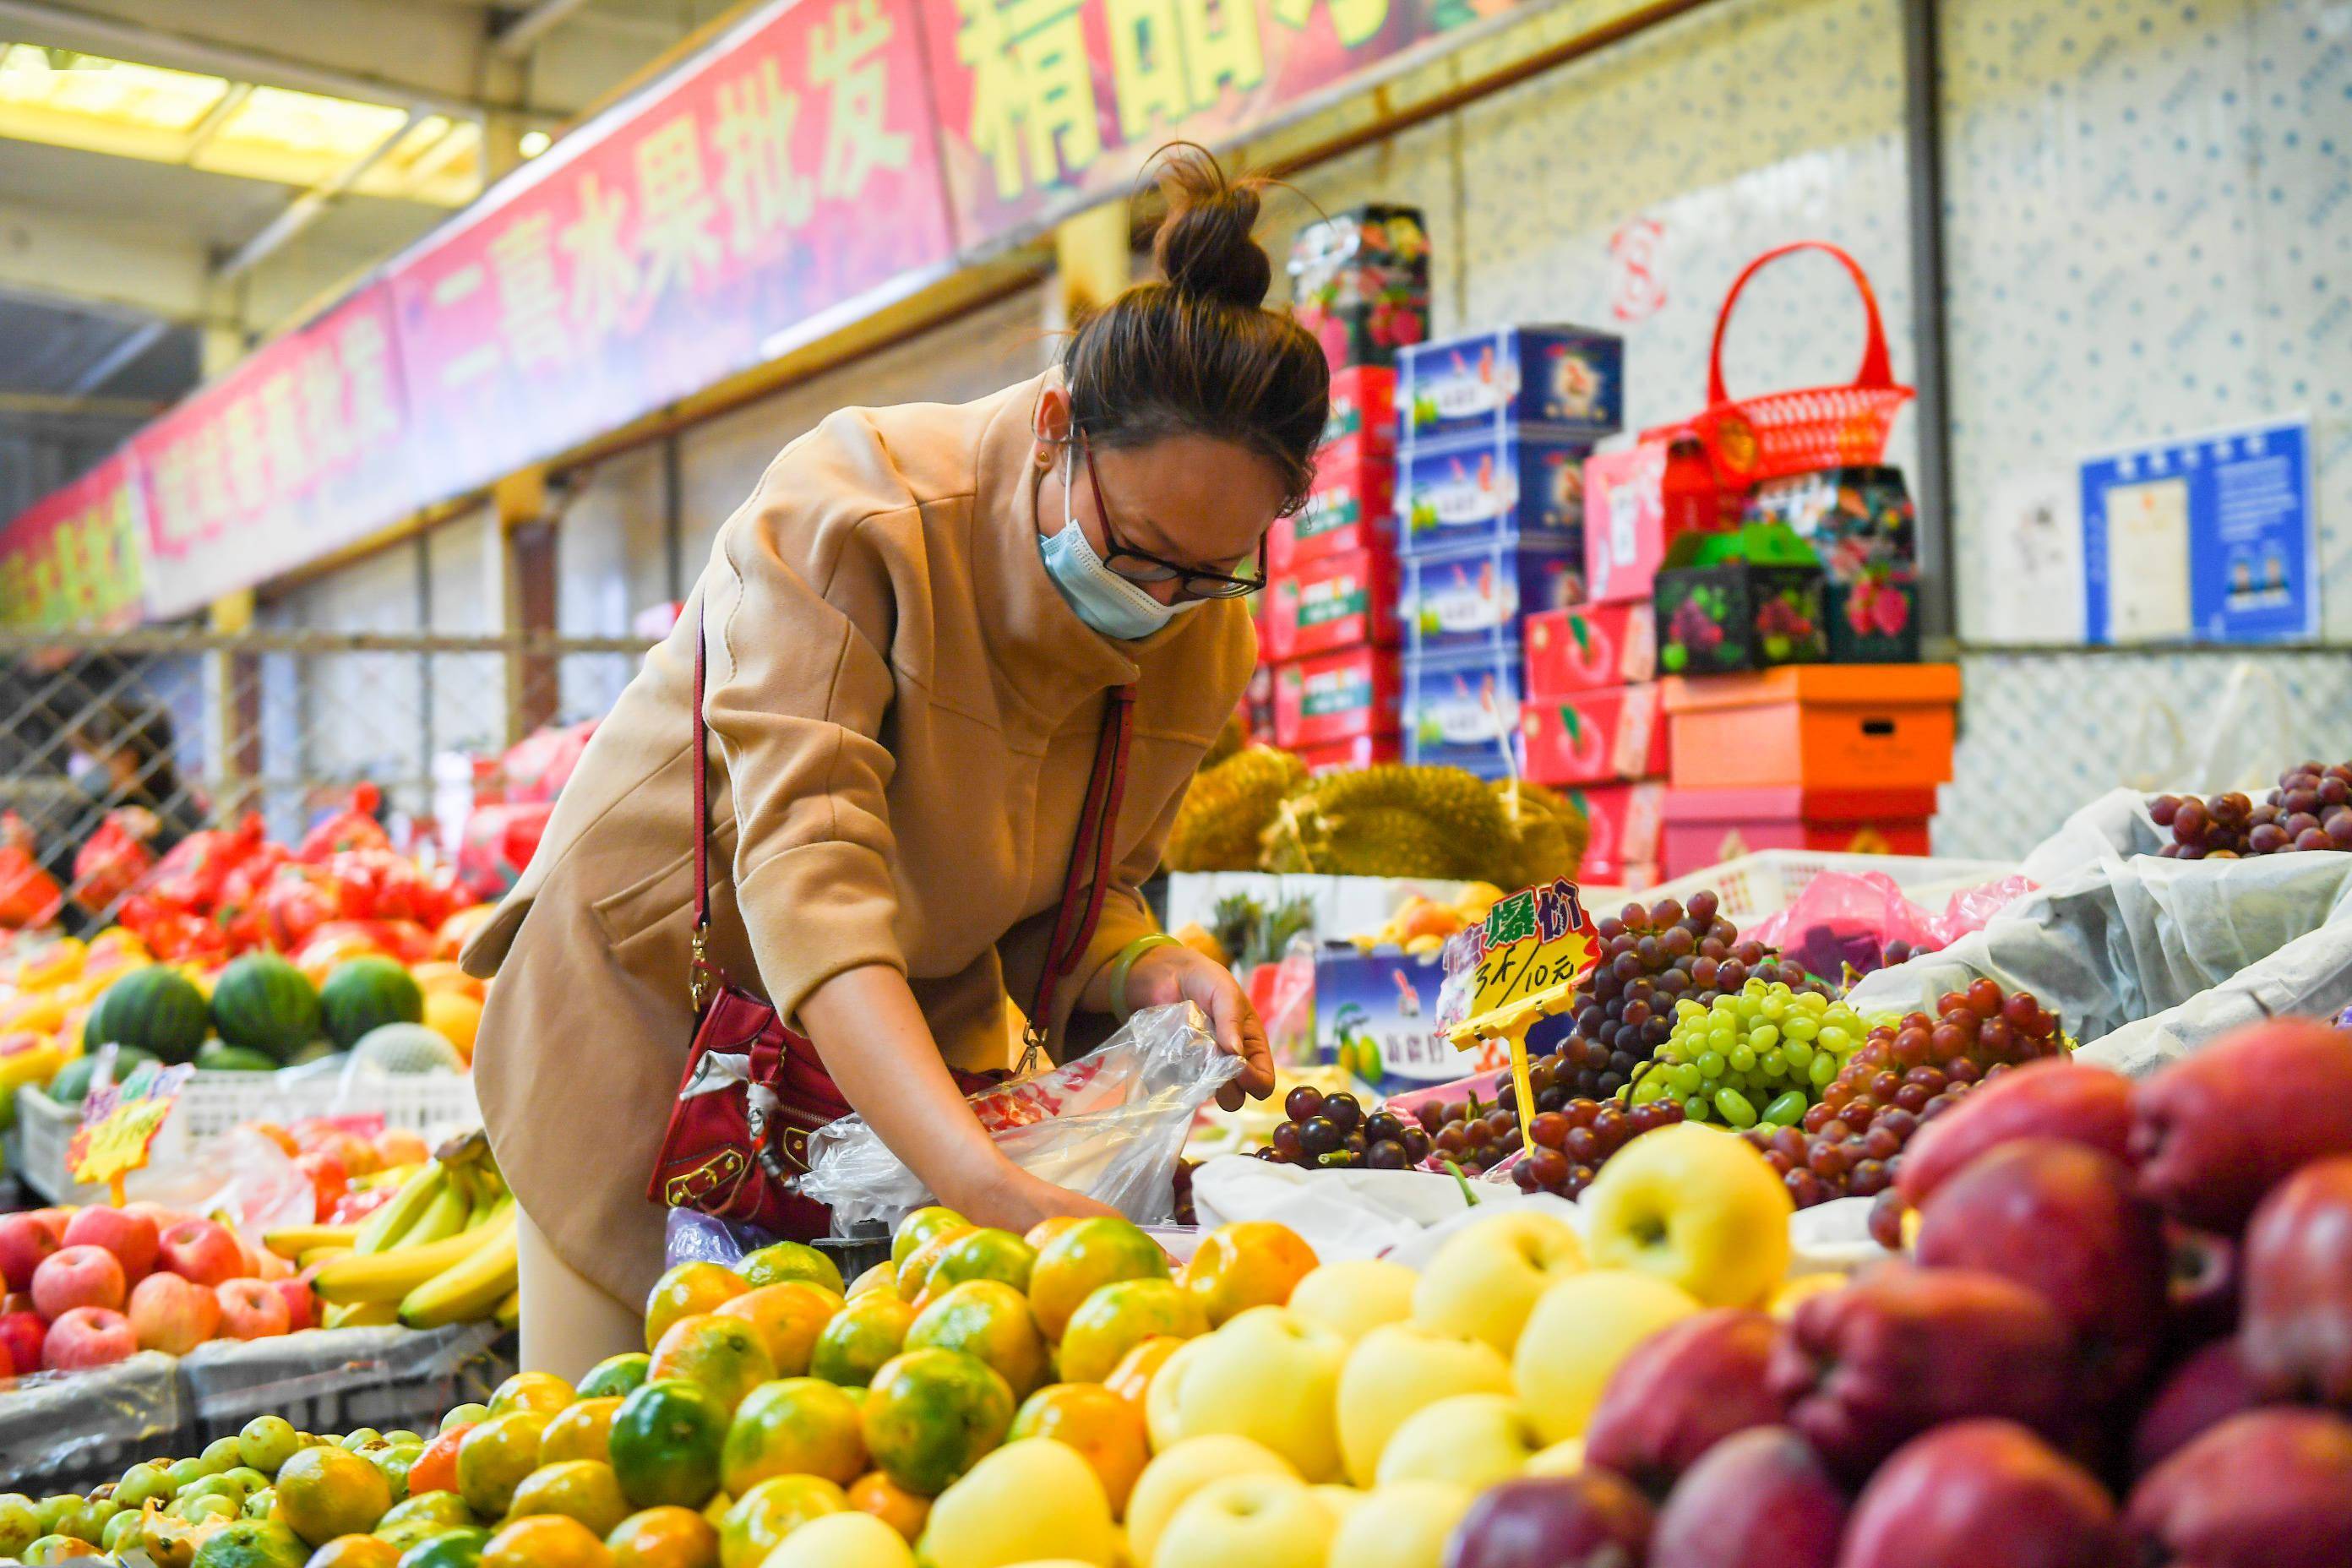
[1150,145,1272,309]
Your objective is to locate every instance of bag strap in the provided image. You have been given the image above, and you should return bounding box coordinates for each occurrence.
[691,612,1138,1045]
[1705,240,1895,406]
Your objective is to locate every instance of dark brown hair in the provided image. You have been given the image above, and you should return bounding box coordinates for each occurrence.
[1062,146,1329,514]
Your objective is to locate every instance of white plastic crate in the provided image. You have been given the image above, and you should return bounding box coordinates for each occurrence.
[1628,850,2021,931]
[14,1070,480,1206]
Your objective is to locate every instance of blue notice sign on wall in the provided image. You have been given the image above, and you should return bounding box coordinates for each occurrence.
[2080,417,2317,645]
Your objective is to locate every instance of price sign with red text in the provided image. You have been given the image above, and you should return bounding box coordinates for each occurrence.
[1463,880,1600,1025]
[68,1059,193,1194]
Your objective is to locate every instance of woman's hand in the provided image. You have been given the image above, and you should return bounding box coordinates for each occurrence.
[956,1162,1122,1235]
[1122,944,1275,1111]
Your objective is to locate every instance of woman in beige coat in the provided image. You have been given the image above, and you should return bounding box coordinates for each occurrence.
[465,153,1326,1375]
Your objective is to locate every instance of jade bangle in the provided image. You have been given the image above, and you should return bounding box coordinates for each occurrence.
[1108,934,1184,1022]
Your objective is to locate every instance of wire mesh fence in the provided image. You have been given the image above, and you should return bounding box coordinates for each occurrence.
[0,629,647,923]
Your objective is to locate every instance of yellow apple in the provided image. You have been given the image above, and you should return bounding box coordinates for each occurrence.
[1526,1437,1585,1476]
[1146,1335,1207,1454]
[917,1438,1118,1568]
[1173,1307,1348,1481]
[1372,1393,1548,1490]
[1336,1324,1514,1485]
[1325,1480,1473,1568]
[761,1510,917,1568]
[1125,1435,1298,1568]
[1152,1473,1336,1568]
[1409,1212,1585,1355]
[1309,1484,1364,1526]
[1288,1260,1418,1343]
[1769,1273,1845,1319]
[1584,1123,1793,1309]
[1513,1268,1701,1445]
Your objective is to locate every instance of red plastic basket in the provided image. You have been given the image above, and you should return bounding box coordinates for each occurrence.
[1645,241,1914,487]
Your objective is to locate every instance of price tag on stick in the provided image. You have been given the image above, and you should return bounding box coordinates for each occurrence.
[68,1056,193,1205]
[1445,882,1601,1157]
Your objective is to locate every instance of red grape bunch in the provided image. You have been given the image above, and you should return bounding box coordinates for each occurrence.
[1741,977,2065,1211]
[1511,1095,1687,1200]
[2153,760,2352,858]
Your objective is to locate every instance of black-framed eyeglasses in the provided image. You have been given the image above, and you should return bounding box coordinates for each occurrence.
[1081,437,1268,600]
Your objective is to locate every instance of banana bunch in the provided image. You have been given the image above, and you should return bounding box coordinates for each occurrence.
[293,1130,521,1331]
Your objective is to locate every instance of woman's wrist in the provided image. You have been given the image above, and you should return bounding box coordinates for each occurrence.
[1108,934,1186,1020]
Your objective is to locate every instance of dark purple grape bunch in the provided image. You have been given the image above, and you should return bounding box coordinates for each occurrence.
[1259,1085,1429,1172]
[2153,761,2352,858]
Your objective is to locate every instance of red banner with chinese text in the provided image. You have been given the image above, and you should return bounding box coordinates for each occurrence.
[0,453,145,632]
[387,0,956,504]
[132,285,413,622]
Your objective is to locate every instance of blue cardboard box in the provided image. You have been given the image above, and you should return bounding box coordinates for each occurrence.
[1398,428,1592,553]
[1401,540,1583,652]
[1397,325,1625,444]
[1315,947,1485,1094]
[1403,641,1525,778]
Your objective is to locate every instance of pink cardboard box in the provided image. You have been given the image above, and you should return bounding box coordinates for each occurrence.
[1521,682,1669,785]
[1271,447,1396,570]
[1523,602,1657,697]
[1582,444,1670,605]
[1559,781,1664,879]
[1262,547,1399,662]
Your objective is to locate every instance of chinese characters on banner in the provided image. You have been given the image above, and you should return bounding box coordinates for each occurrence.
[389,0,954,502]
[0,454,145,631]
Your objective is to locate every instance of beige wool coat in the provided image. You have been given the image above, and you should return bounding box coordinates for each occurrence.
[462,375,1255,1306]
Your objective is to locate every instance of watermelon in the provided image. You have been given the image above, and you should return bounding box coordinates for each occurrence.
[195,1042,279,1073]
[210,952,321,1061]
[351,1023,465,1075]
[319,957,425,1049]
[84,966,210,1064]
[48,1047,161,1107]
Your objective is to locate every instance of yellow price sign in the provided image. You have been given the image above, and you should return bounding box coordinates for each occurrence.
[1444,882,1601,1157]
[68,1059,193,1202]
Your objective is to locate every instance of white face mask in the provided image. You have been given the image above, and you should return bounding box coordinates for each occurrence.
[1038,443,1202,641]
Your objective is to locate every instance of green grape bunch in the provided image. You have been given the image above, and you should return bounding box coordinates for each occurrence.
[1633,981,1887,1130]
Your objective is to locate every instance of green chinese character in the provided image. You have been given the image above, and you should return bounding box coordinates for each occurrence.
[1484,890,1537,948]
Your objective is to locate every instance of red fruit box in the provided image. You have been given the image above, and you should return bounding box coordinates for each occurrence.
[1261,547,1399,662]
[1521,683,1669,786]
[1524,602,1657,697]
[1273,646,1401,749]
[1557,781,1664,880]
[1295,734,1402,774]
[1320,366,1396,459]
[1658,785,1938,879]
[1271,448,1395,570]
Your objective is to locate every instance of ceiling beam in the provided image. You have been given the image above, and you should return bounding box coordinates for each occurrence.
[0,204,210,323]
[64,317,170,395]
[492,0,598,58]
[0,388,166,417]
[215,109,424,281]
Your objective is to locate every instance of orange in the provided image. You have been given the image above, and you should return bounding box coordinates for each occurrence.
[275,1446,394,1547]
[422,991,482,1062]
[1023,1216,1086,1255]
[1009,1384,1151,1512]
[604,1506,720,1568]
[1103,1336,1184,1409]
[894,1225,974,1304]
[737,1242,845,1296]
[1055,1278,1206,1385]
[407,1426,474,1497]
[482,1514,613,1568]
[720,1378,867,1495]
[904,1280,1047,1398]
[924,1228,1037,1296]
[507,1459,632,1537]
[607,1382,728,1511]
[489,1371,576,1418]
[715,1283,843,1379]
[845,1473,930,1543]
[304,1535,402,1567]
[1027,1217,1171,1341]
[648,1315,777,1416]
[1178,1222,1319,1326]
[810,1292,915,1388]
[411,962,487,1000]
[890,1208,969,1271]
[860,1349,1014,1497]
[542,1398,622,1466]
[249,1122,302,1159]
[717,1476,846,1568]
[455,1410,549,1519]
[645,1263,751,1353]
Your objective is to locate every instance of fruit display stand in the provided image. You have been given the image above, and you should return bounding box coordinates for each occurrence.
[1631,848,2016,929]
[0,1348,182,1500]
[1163,873,1478,945]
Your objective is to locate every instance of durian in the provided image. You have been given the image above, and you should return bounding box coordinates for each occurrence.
[1257,764,1511,879]
[1164,745,1307,871]
[1490,779,1590,890]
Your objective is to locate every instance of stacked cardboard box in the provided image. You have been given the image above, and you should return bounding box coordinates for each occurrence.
[1520,601,1667,887]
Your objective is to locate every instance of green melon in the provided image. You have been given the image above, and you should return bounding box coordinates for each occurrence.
[351,1023,464,1075]
[47,1047,161,1107]
[210,953,320,1061]
[318,957,425,1050]
[84,966,210,1064]
[195,1043,280,1074]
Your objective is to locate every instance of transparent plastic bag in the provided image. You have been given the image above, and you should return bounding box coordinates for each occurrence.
[796,1003,1243,1237]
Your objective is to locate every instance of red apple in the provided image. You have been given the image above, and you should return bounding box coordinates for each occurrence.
[0,1310,43,1375]
[1443,1471,1654,1568]
[61,1206,159,1282]
[1650,1427,1847,1568]
[1767,1264,2077,1479]
[30,1244,128,1320]
[2126,1409,2352,1568]
[270,1277,315,1334]
[25,1209,71,1245]
[1584,1309,1788,1494]
[2240,1155,2352,1402]
[127,1271,222,1355]
[214,1278,291,1341]
[41,1304,138,1370]
[2164,1223,2240,1348]
[1896,1059,2135,1208]
[1839,1419,2125,1568]
[158,1219,244,1288]
[2130,1017,2352,1234]
[1914,1139,2169,1402]
[0,1212,58,1293]
[2132,1339,2266,1478]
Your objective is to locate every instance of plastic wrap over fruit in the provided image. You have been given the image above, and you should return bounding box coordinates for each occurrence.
[797,1003,1242,1236]
[0,1347,180,1493]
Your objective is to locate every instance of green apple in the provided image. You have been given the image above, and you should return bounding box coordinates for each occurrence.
[1336,1324,1514,1485]
[1513,1268,1701,1445]
[1409,1211,1585,1356]
[1584,1123,1793,1309]
[759,1510,915,1568]
[917,1438,1116,1568]
[1288,1260,1418,1343]
[1153,1473,1337,1568]
[1173,1308,1349,1482]
[1326,1479,1473,1568]
[1373,1394,1549,1490]
[1126,1435,1298,1568]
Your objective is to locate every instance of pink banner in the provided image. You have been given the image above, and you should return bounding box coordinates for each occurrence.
[0,454,144,631]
